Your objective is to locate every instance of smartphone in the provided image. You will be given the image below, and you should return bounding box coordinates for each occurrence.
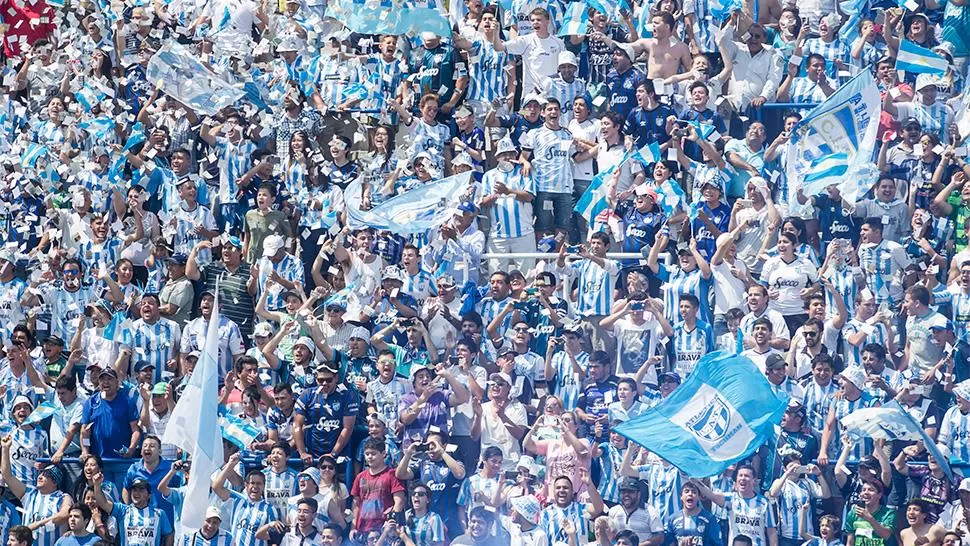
[736,199,753,208]
[630,301,646,311]
[513,300,530,311]
[448,356,459,366]
[524,287,540,297]
[567,245,582,253]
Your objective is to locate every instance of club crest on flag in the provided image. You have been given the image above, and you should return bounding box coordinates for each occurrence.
[687,394,731,442]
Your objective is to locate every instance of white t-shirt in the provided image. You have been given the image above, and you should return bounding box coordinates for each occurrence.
[761,255,818,315]
[505,33,565,97]
[607,504,664,544]
[568,117,599,181]
[712,259,748,315]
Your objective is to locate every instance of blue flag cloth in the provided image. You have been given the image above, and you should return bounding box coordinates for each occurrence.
[327,0,453,37]
[614,351,788,477]
[841,401,954,481]
[896,39,949,76]
[102,311,132,343]
[146,42,247,115]
[22,402,59,427]
[218,411,261,450]
[346,172,474,234]
[559,2,590,36]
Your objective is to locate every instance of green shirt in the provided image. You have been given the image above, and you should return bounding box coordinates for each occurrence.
[844,505,897,546]
[947,193,970,254]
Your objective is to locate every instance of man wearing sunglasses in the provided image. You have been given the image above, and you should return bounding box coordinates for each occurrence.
[25,258,97,344]
[293,362,359,470]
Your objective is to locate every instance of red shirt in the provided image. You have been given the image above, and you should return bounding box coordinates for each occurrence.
[350,466,405,534]
[0,0,55,58]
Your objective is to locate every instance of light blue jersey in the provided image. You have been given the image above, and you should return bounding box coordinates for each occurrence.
[940,405,970,465]
[672,320,715,377]
[723,493,777,546]
[550,350,588,410]
[521,125,575,194]
[111,502,174,546]
[482,165,536,239]
[562,258,618,317]
[23,488,68,546]
[126,318,181,382]
[228,492,281,546]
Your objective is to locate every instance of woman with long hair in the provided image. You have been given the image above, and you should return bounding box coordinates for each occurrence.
[761,230,818,333]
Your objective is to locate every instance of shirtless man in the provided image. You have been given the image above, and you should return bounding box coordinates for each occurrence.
[591,11,691,79]
[900,500,945,546]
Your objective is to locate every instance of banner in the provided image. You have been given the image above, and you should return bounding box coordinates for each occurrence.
[786,70,880,206]
[326,0,453,37]
[346,171,474,234]
[842,400,954,481]
[147,42,247,116]
[614,351,787,477]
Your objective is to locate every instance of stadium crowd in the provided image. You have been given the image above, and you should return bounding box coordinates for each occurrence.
[3,0,970,544]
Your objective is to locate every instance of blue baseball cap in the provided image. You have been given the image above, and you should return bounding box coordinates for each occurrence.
[931,320,955,332]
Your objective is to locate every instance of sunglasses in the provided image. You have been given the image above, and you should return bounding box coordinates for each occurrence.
[318,376,335,384]
[803,331,819,337]
[320,464,335,470]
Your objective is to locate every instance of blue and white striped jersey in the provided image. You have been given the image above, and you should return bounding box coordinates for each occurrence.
[562,258,619,317]
[181,529,234,546]
[173,204,217,263]
[482,165,537,239]
[550,350,589,410]
[896,100,955,142]
[723,493,777,546]
[521,125,575,194]
[538,501,589,546]
[657,264,713,326]
[255,254,304,312]
[10,426,48,487]
[263,468,299,515]
[0,498,21,545]
[799,378,839,436]
[636,460,685,525]
[126,318,181,382]
[671,320,715,377]
[840,319,889,369]
[934,287,970,343]
[406,510,445,546]
[940,405,970,465]
[803,37,849,79]
[215,137,257,204]
[407,119,450,171]
[858,240,910,306]
[822,267,857,322]
[23,488,68,546]
[39,281,97,344]
[467,40,509,103]
[775,479,821,539]
[402,269,437,306]
[228,492,281,546]
[596,442,625,504]
[77,239,122,275]
[111,502,174,546]
[540,75,586,124]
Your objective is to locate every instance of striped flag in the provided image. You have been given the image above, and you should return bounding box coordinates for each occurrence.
[575,167,615,222]
[558,2,590,36]
[22,402,58,427]
[800,153,849,196]
[896,39,949,76]
[218,412,261,450]
[634,141,662,165]
[21,143,47,168]
[102,311,132,343]
[655,179,687,217]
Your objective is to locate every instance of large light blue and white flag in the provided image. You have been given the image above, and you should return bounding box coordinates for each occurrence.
[786,70,880,206]
[346,172,474,234]
[896,39,949,76]
[559,2,590,36]
[842,401,954,481]
[327,0,452,37]
[147,42,246,115]
[800,152,849,196]
[614,351,788,477]
[163,286,225,530]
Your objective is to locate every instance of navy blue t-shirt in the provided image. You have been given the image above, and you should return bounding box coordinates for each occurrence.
[814,194,859,248]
